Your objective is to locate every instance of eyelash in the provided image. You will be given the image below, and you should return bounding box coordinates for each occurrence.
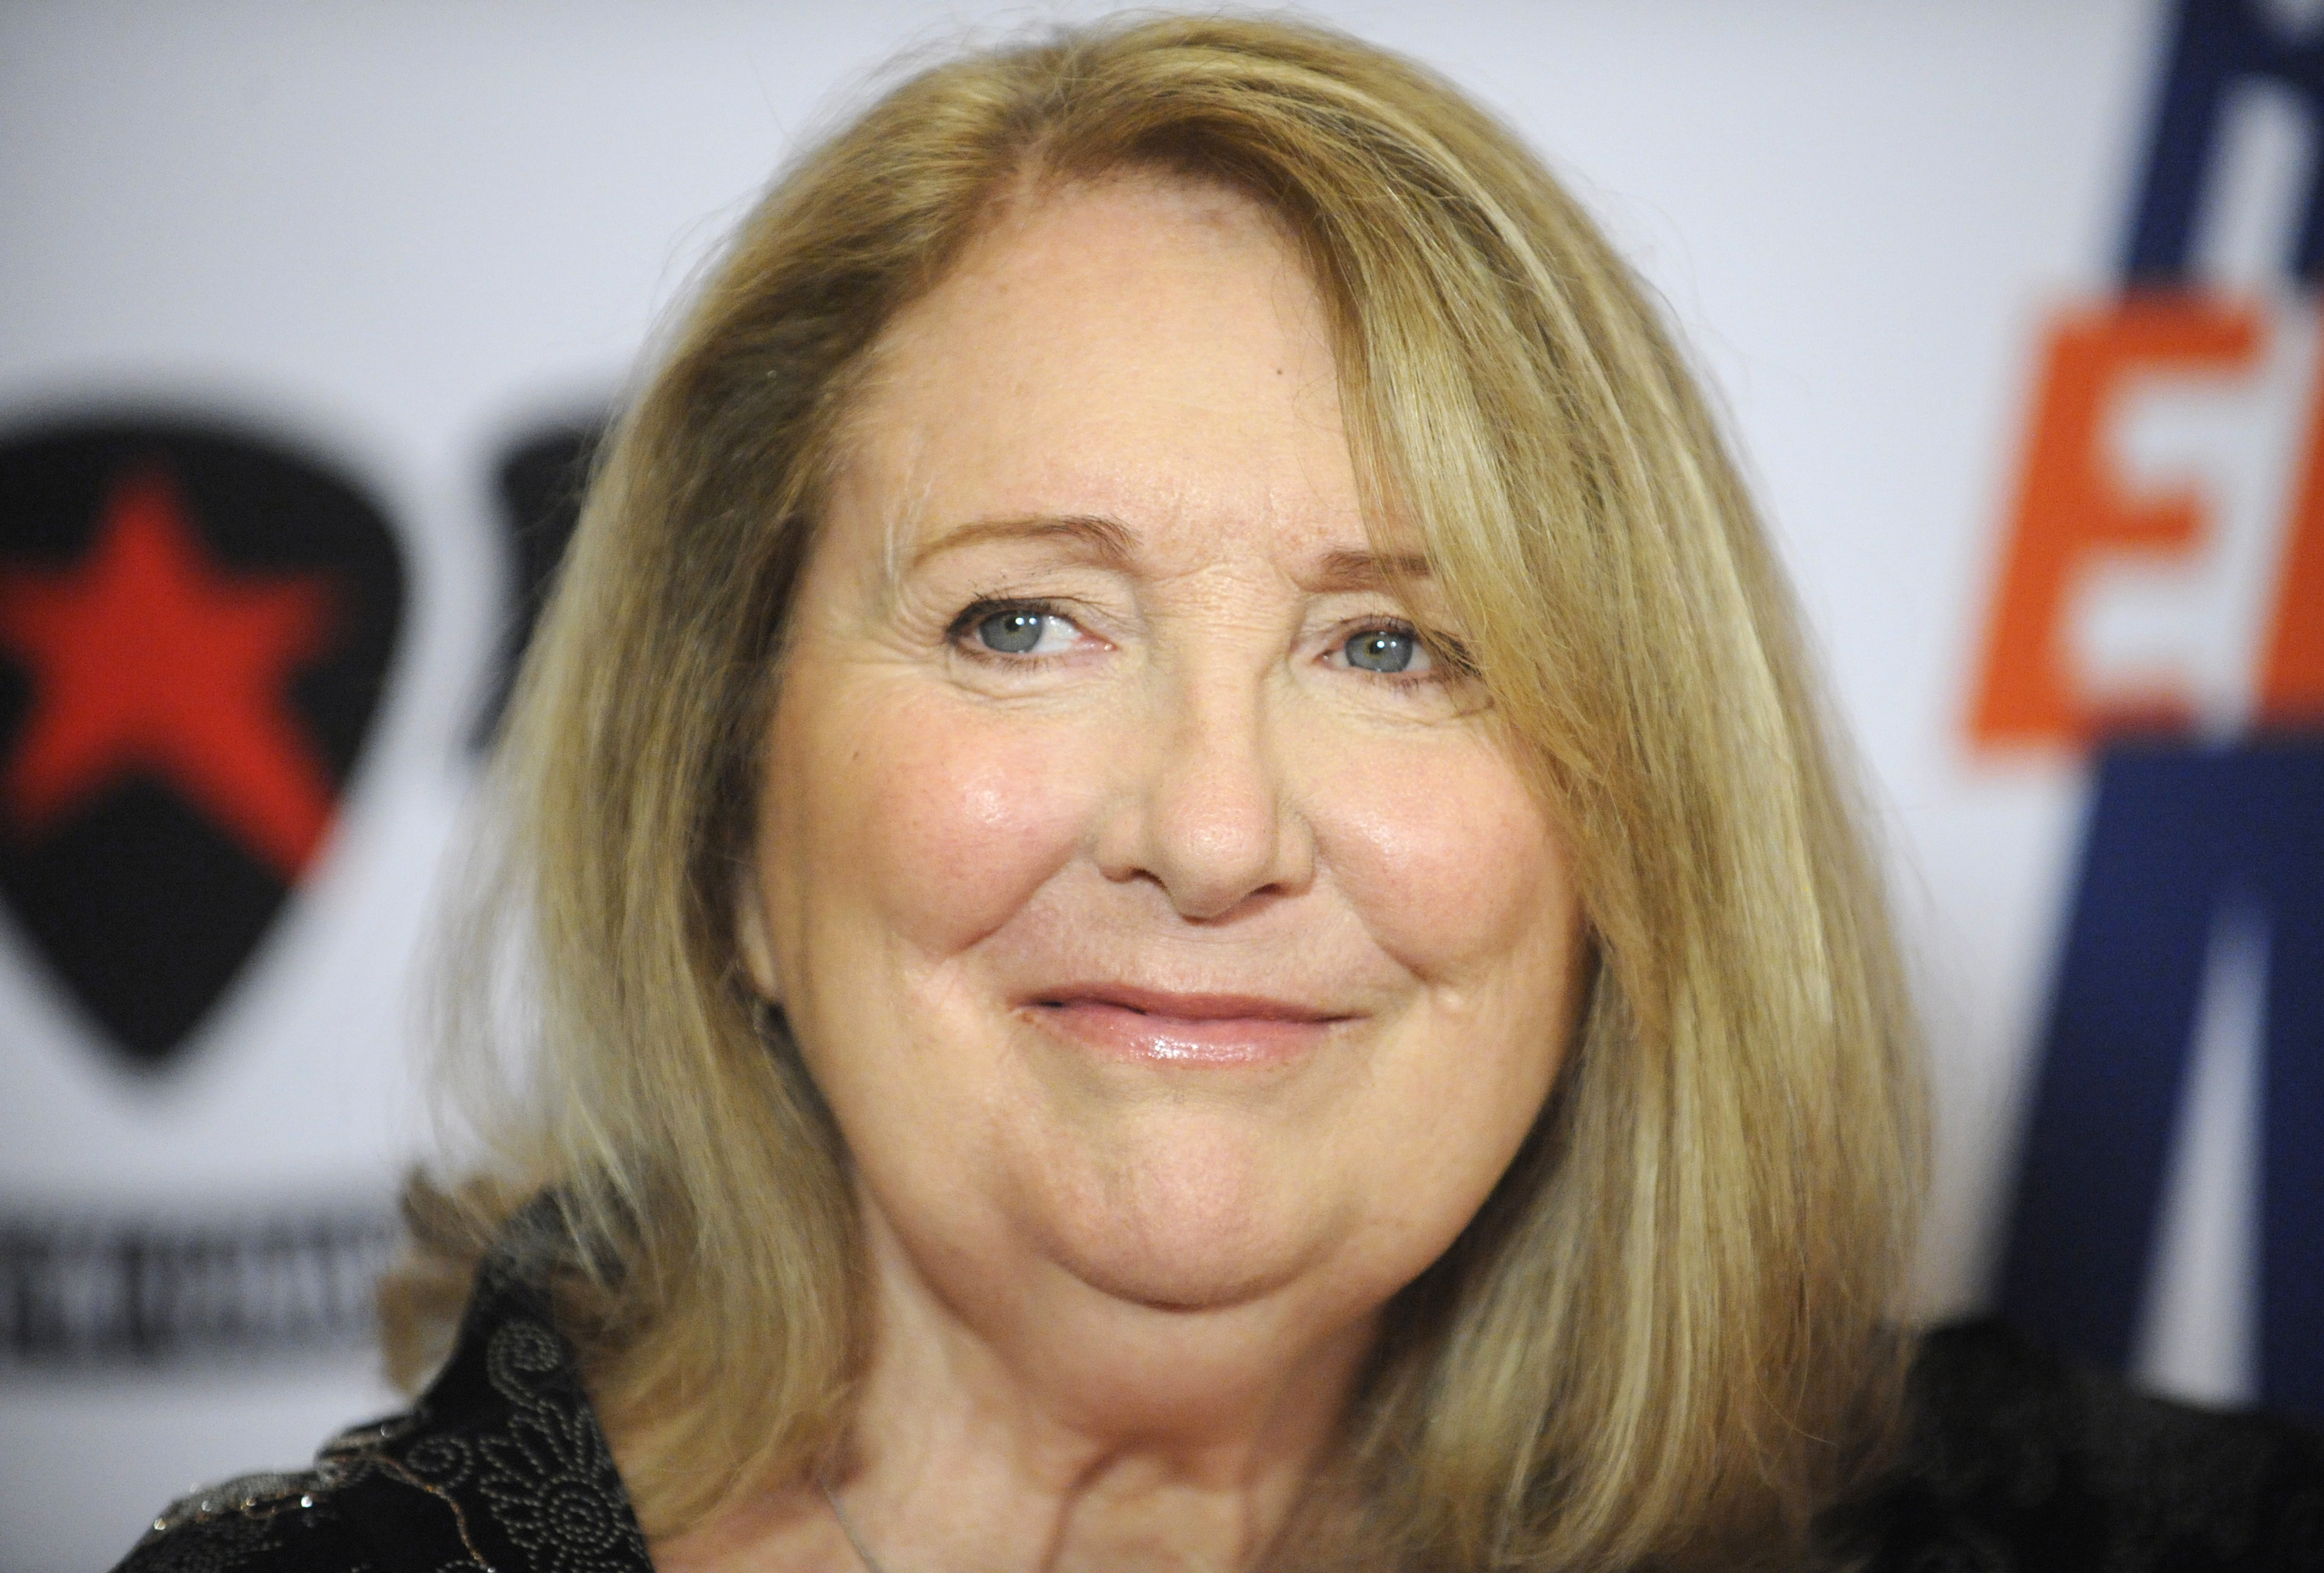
[944,596,1470,689]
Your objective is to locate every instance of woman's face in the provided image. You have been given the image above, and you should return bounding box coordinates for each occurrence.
[741,173,1583,1341]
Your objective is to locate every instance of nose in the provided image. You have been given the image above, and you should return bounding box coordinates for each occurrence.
[1094,667,1315,921]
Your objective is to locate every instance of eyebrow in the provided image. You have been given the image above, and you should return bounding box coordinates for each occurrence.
[1312,548,1434,592]
[906,513,1136,572]
[902,515,1434,592]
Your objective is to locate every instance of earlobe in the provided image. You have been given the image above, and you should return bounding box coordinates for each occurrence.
[734,867,782,1003]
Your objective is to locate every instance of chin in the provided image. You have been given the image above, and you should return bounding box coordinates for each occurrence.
[1024,1145,1345,1314]
[1056,1247,1311,1315]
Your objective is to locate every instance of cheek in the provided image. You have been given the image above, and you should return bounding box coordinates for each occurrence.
[768,682,1102,965]
[1312,731,1570,991]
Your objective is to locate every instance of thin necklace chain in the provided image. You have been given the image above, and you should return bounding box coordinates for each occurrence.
[820,1477,891,1573]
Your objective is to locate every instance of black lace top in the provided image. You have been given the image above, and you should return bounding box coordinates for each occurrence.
[113,1231,2324,1573]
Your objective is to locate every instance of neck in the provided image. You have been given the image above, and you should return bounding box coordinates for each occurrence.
[827,1204,1377,1571]
[651,1197,1383,1573]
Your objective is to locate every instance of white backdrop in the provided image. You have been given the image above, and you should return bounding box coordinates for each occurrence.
[2,2,2309,1568]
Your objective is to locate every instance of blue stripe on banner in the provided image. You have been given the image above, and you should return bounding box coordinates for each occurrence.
[1998,737,2323,1419]
[2123,0,2324,286]
[2263,797,2323,1417]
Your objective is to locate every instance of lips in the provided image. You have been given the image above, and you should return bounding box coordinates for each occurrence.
[1023,983,1351,1068]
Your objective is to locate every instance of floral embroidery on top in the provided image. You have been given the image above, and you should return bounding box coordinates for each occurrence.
[471,1319,651,1573]
[115,1198,655,1573]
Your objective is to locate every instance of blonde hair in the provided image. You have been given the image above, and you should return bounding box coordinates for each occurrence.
[390,15,1925,1569]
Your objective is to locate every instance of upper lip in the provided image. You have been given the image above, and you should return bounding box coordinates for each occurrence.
[1029,983,1351,1022]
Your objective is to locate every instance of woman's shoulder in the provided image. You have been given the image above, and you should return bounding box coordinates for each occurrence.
[1825,1317,2324,1571]
[115,1417,466,1573]
[112,1245,652,1573]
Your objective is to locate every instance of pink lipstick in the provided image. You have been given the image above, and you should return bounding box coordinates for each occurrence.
[1024,984,1348,1068]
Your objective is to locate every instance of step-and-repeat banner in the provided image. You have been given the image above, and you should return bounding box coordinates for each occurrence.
[2,2,2317,1567]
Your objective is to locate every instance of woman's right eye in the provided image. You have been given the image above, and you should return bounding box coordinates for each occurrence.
[954,602,1080,658]
[978,609,1049,653]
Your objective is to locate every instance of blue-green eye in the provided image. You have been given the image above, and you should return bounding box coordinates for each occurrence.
[977,609,1048,654]
[950,599,1085,661]
[1344,627,1422,674]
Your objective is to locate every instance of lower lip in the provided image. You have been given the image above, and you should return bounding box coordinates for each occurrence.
[1030,1000,1338,1069]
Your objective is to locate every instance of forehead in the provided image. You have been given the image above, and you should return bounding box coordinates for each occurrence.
[830,172,1370,568]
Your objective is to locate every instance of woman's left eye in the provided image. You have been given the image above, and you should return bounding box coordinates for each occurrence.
[1339,626,1432,676]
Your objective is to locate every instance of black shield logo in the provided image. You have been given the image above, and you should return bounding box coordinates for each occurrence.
[0,418,404,1069]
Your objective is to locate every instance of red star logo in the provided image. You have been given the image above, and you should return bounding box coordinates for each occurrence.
[0,466,340,879]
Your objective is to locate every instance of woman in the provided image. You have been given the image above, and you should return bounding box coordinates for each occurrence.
[120,15,2321,1573]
